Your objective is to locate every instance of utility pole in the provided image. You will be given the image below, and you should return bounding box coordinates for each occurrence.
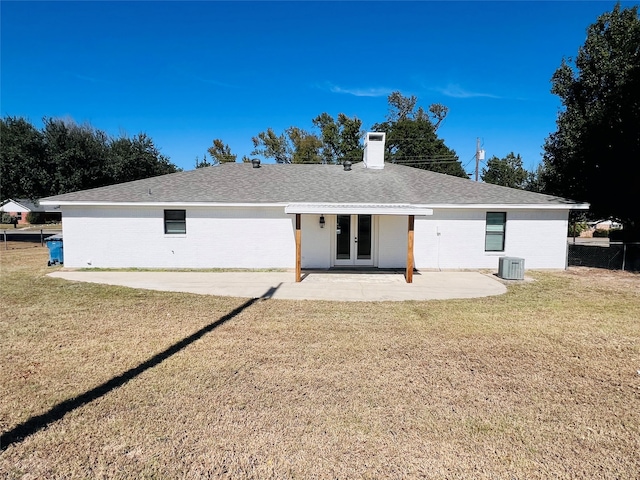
[475,138,484,181]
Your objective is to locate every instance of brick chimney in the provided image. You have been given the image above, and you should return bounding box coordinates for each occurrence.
[363,132,386,169]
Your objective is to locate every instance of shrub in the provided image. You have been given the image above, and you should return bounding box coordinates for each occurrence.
[0,212,12,224]
[26,212,45,224]
[592,229,609,238]
[568,222,588,237]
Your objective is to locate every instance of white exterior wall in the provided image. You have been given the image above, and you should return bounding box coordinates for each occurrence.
[414,208,570,270]
[61,205,296,269]
[301,214,331,268]
[60,206,570,270]
[377,215,408,268]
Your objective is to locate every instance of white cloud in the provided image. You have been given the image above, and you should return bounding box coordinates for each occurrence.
[436,84,500,99]
[322,82,392,98]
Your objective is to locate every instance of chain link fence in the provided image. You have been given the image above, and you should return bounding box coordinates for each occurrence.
[568,242,640,272]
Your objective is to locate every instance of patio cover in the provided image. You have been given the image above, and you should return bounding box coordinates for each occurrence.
[284,203,434,216]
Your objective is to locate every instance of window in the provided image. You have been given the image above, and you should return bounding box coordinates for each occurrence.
[164,210,186,234]
[485,212,506,252]
[16,212,22,220]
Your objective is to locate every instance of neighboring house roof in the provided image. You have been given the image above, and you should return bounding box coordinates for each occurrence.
[39,162,588,210]
[0,198,57,213]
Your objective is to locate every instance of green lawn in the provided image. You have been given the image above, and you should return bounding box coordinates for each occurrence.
[1,246,639,479]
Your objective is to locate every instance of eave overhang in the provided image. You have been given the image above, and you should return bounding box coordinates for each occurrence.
[39,200,589,212]
[422,203,590,210]
[37,201,288,208]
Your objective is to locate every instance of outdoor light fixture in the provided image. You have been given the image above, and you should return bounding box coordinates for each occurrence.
[336,223,341,235]
[319,215,325,228]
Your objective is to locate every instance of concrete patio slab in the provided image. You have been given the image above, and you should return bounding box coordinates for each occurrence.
[47,270,508,302]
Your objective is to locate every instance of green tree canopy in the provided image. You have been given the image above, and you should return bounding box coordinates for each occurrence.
[42,118,112,195]
[251,128,292,164]
[245,93,459,174]
[481,152,528,189]
[251,127,323,164]
[523,164,546,193]
[287,127,322,164]
[194,153,213,169]
[0,116,179,199]
[109,133,176,182]
[373,92,466,177]
[0,116,49,199]
[541,3,640,233]
[312,112,363,164]
[207,139,237,164]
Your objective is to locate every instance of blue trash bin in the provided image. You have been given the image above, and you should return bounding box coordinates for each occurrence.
[45,234,64,266]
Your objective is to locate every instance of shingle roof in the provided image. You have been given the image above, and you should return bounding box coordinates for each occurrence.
[1,198,53,212]
[39,162,585,208]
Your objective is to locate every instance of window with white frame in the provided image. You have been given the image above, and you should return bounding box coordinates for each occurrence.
[164,210,186,234]
[485,212,506,252]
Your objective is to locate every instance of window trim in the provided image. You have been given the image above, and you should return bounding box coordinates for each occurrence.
[164,209,186,235]
[485,212,506,252]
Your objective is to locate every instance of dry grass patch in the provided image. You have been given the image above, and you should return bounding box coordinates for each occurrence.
[1,248,639,479]
[0,241,45,252]
[0,224,61,230]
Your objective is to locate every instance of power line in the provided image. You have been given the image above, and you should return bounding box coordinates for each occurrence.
[393,160,461,164]
[463,152,477,170]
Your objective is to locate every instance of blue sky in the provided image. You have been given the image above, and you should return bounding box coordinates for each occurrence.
[2,1,636,174]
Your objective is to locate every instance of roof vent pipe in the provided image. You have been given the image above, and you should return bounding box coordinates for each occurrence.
[251,158,261,168]
[343,161,352,171]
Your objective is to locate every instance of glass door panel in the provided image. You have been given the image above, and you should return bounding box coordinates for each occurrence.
[356,215,372,260]
[335,215,374,266]
[336,215,351,260]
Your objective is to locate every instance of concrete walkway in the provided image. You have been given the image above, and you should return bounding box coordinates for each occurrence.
[47,270,507,302]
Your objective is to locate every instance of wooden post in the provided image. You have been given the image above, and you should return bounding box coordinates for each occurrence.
[295,214,302,282]
[41,229,44,246]
[406,215,415,283]
[3,230,6,250]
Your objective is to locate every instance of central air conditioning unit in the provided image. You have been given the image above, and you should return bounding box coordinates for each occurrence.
[498,257,525,280]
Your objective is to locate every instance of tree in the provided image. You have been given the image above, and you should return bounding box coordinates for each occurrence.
[43,118,111,195]
[541,3,640,234]
[0,116,179,198]
[0,116,48,199]
[109,133,177,182]
[428,103,449,131]
[251,128,292,164]
[523,164,546,193]
[287,127,322,164]
[312,112,363,164]
[386,91,419,121]
[251,127,323,164]
[481,152,528,189]
[207,139,237,164]
[195,153,213,169]
[373,92,466,177]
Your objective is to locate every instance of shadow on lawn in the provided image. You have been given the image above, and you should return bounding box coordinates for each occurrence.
[0,286,278,451]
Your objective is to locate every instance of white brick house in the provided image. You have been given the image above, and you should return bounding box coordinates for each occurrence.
[40,133,588,282]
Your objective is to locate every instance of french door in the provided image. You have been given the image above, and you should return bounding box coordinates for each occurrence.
[334,214,374,266]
